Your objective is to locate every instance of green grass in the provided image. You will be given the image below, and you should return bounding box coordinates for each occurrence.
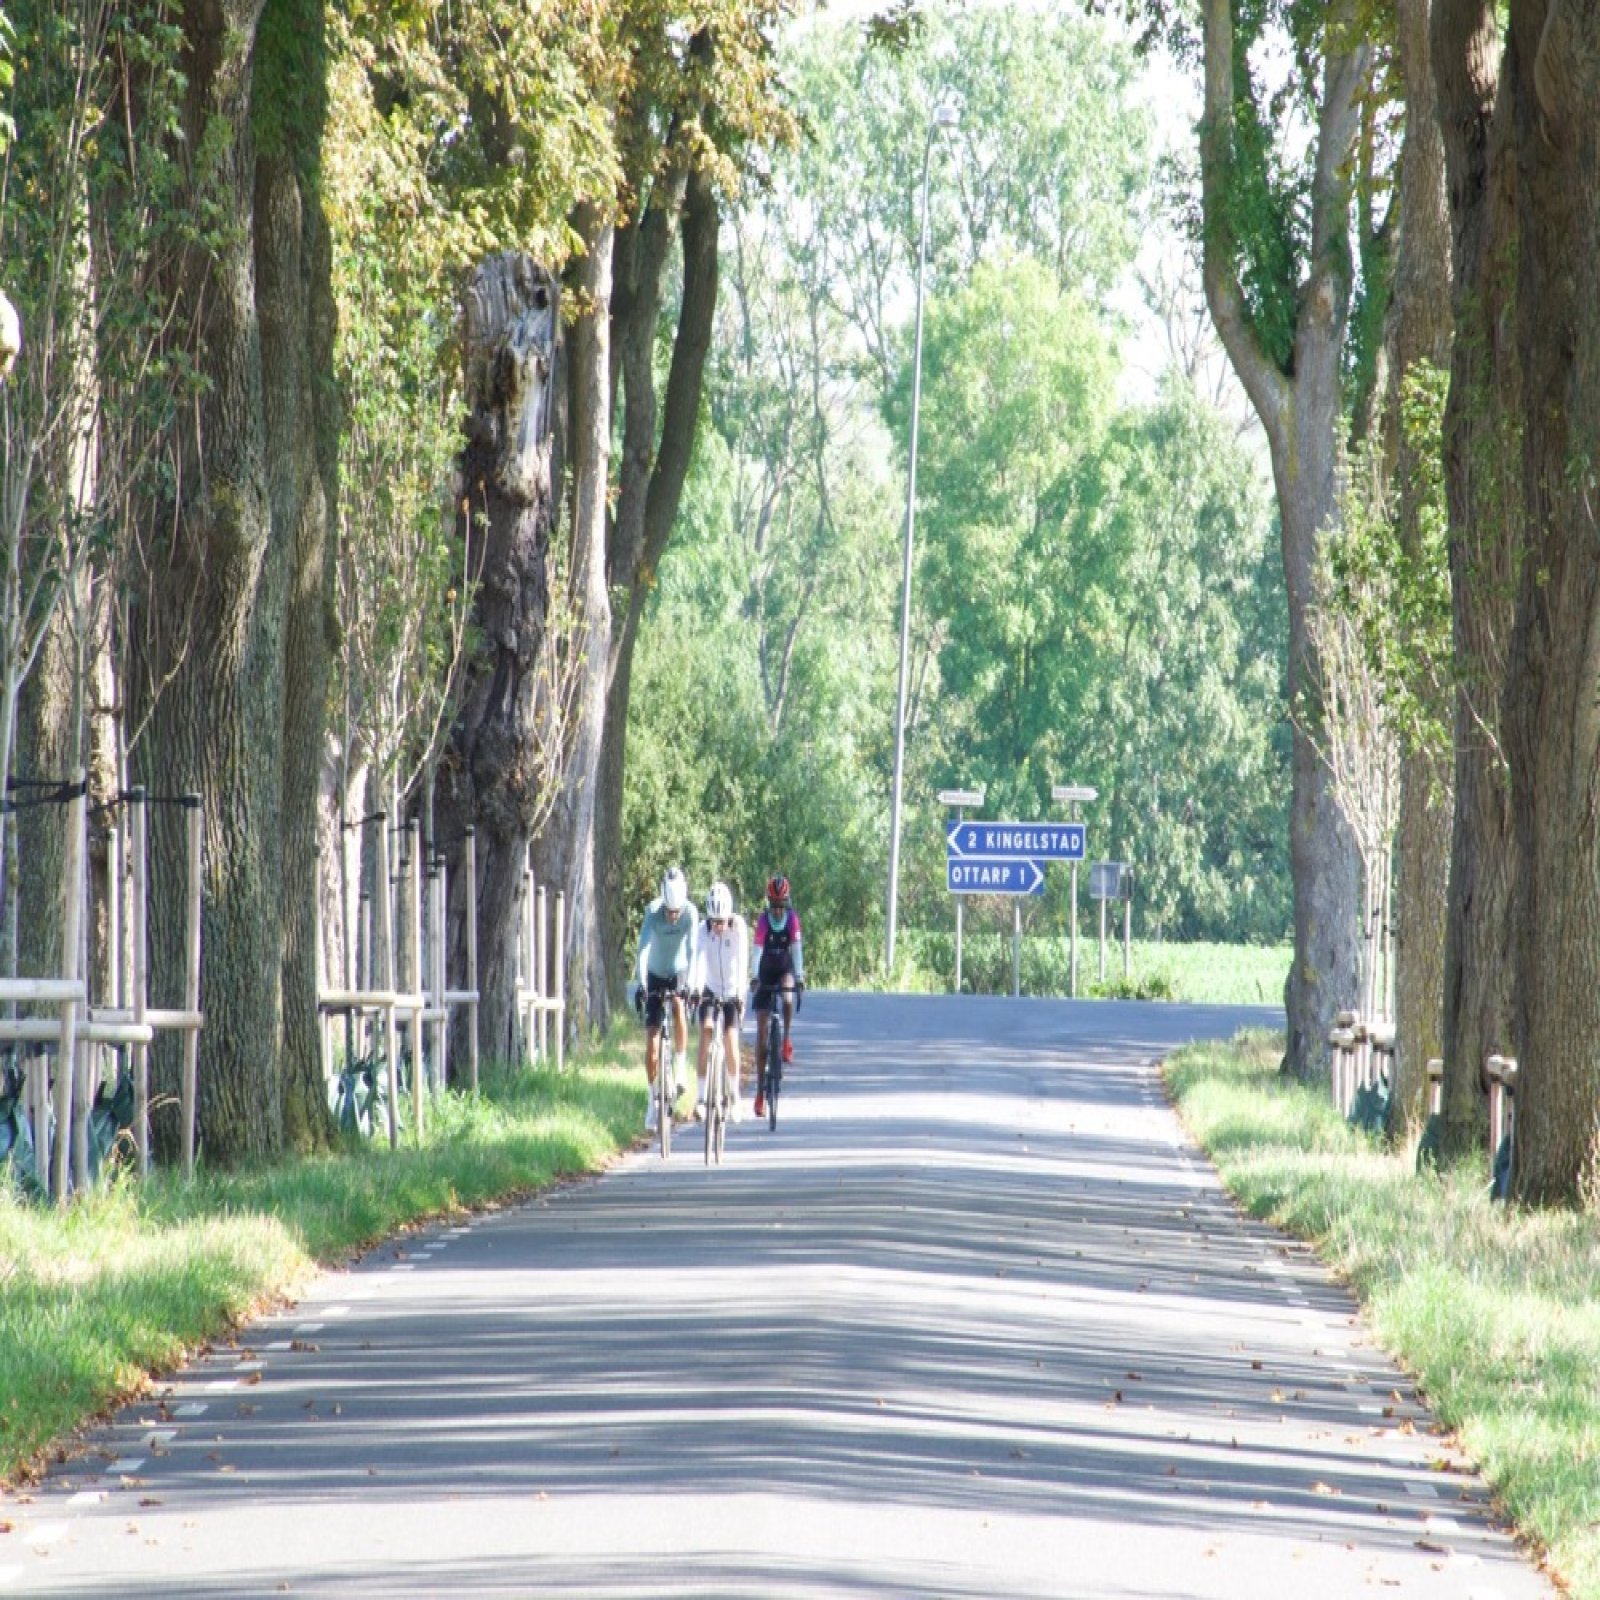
[0,1036,641,1485]
[872,930,1290,1005]
[1167,1029,1600,1598]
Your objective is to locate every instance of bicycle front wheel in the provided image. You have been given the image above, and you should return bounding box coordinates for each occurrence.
[766,1011,782,1130]
[704,1035,720,1166]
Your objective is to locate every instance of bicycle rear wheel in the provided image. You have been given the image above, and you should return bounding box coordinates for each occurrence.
[658,1036,673,1159]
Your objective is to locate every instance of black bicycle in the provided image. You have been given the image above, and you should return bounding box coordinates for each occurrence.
[753,980,801,1131]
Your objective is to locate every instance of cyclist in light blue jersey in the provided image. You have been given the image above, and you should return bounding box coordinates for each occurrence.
[632,865,698,1131]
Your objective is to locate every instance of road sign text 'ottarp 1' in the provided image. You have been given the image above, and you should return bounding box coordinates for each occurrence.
[946,857,1045,895]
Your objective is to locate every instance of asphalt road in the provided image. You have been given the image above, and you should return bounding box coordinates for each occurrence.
[0,992,1556,1598]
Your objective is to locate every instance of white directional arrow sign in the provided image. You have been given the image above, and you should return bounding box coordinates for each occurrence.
[946,820,1085,862]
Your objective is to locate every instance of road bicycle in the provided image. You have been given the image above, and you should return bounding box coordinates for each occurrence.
[643,987,688,1159]
[753,981,800,1131]
[701,994,732,1166]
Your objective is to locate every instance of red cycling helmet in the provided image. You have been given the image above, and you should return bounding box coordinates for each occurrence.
[766,874,790,906]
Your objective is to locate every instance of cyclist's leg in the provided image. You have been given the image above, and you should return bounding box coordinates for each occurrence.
[752,986,769,1112]
[643,981,668,1127]
[724,1001,743,1111]
[694,994,715,1115]
[780,976,796,1061]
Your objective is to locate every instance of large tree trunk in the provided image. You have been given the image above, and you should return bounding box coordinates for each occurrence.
[130,0,284,1167]
[1200,0,1365,1077]
[255,0,338,1151]
[435,254,560,1067]
[1432,0,1520,1160]
[1387,0,1454,1127]
[531,204,612,1038]
[1500,0,1600,1203]
[590,157,721,1010]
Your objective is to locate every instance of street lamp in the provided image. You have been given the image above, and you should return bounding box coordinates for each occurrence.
[1052,783,1097,997]
[886,103,959,979]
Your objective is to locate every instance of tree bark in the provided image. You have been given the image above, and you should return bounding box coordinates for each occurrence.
[531,204,612,1039]
[434,253,560,1067]
[1200,0,1365,1077]
[129,0,284,1167]
[1387,0,1454,1128]
[590,156,721,1015]
[255,0,338,1151]
[1500,0,1600,1202]
[1432,0,1520,1160]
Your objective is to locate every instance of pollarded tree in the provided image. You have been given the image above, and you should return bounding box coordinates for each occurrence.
[1433,0,1600,1203]
[1194,0,1372,1076]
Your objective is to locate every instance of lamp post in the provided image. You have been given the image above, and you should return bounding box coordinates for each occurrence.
[886,103,959,979]
[1052,783,1097,996]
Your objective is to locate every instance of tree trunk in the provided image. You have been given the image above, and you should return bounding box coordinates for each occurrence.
[590,158,721,1010]
[435,253,560,1067]
[531,204,612,1039]
[1432,0,1520,1160]
[1387,0,1454,1128]
[1200,0,1365,1078]
[129,0,284,1167]
[1500,0,1600,1202]
[255,0,338,1150]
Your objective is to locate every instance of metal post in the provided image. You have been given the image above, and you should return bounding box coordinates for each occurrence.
[1070,860,1079,998]
[465,827,480,1094]
[180,796,202,1181]
[1052,785,1095,999]
[129,788,149,1176]
[886,105,958,979]
[1123,872,1132,981]
[1012,902,1021,998]
[375,816,397,1148]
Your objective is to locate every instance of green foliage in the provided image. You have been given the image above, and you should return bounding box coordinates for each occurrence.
[626,4,1295,970]
[1326,362,1452,761]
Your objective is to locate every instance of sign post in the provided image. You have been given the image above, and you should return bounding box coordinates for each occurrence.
[1089,861,1127,986]
[1052,785,1097,997]
[937,787,985,994]
[945,816,1082,998]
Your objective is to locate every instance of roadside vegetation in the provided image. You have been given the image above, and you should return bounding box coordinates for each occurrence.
[0,1038,640,1487]
[859,932,1289,1007]
[1166,1030,1600,1598]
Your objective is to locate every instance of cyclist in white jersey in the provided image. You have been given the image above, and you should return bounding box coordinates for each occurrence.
[632,866,698,1131]
[688,880,750,1121]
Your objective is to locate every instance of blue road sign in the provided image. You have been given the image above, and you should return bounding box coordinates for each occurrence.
[946,856,1045,896]
[946,820,1086,862]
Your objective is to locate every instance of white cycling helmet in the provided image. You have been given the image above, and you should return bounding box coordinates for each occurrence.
[706,880,733,919]
[661,865,688,912]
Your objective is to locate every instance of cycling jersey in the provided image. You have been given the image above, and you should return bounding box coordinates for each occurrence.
[690,913,750,1001]
[635,897,698,989]
[751,906,804,988]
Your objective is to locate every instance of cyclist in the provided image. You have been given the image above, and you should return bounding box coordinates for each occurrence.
[688,880,749,1122]
[632,865,698,1132]
[750,872,804,1118]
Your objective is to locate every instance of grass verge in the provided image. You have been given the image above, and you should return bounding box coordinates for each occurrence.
[1167,1029,1600,1599]
[0,1032,641,1486]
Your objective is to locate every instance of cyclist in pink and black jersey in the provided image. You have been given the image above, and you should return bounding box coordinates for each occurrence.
[750,873,804,1116]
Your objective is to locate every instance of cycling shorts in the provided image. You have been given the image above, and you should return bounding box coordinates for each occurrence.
[698,994,743,1030]
[644,971,688,1030]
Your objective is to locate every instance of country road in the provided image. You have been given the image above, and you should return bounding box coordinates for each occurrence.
[0,993,1553,1598]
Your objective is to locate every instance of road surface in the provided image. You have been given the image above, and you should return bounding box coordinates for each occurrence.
[0,993,1555,1597]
